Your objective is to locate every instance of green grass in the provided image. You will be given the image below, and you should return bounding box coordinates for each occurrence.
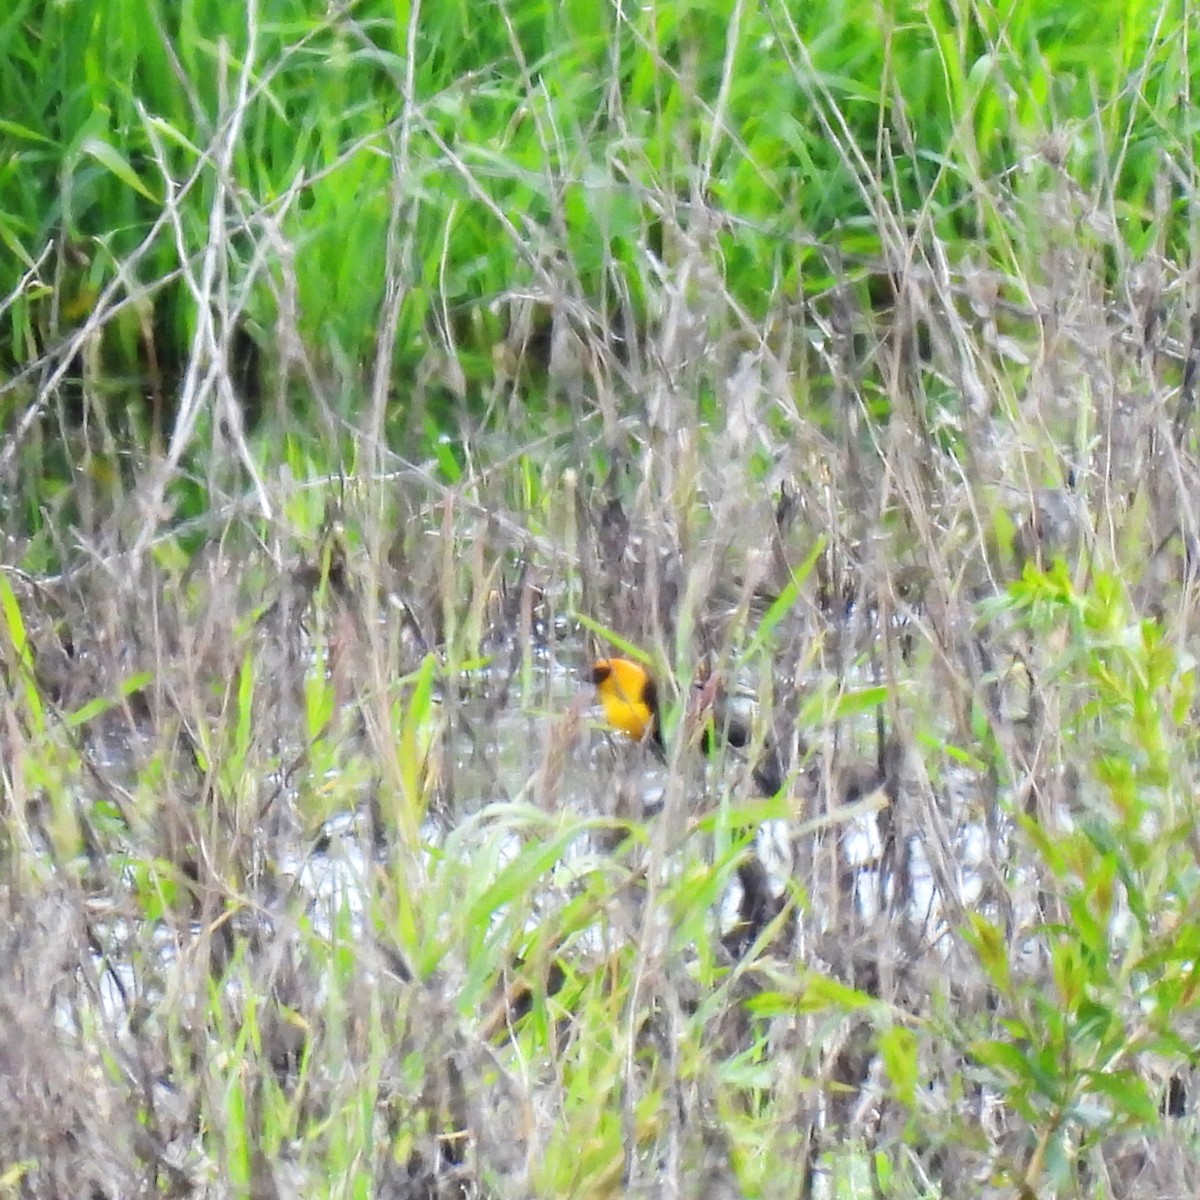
[3,0,1194,456]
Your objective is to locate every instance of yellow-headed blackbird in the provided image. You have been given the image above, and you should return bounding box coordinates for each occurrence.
[591,657,664,754]
[590,656,783,793]
[591,656,791,957]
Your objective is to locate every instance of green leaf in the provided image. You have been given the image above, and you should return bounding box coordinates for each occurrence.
[65,671,155,729]
[879,1024,919,1108]
[0,119,53,145]
[0,574,43,735]
[969,1037,1034,1087]
[745,534,825,657]
[1051,940,1084,1014]
[966,912,1011,991]
[572,614,655,667]
[1080,1069,1158,1124]
[831,685,889,719]
[797,971,876,1013]
[80,135,160,202]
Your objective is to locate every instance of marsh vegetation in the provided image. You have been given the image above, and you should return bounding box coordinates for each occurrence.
[2,1,1200,1196]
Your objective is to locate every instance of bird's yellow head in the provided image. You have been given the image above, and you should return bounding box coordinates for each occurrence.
[591,657,663,752]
